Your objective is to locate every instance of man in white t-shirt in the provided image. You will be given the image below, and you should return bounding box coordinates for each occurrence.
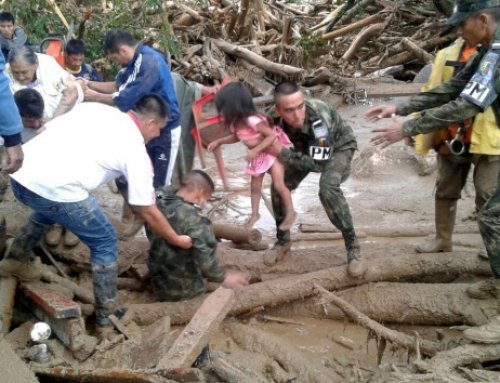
[0,95,192,331]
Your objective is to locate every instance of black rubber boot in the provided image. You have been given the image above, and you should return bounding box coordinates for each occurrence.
[92,262,118,327]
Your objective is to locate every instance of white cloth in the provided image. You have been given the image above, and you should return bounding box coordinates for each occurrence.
[11,102,156,205]
[165,125,181,186]
[5,53,83,121]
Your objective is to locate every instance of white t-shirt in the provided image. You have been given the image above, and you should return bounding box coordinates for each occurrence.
[11,102,156,205]
[6,53,83,121]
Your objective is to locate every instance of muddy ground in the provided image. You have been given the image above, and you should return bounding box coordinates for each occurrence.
[0,95,492,382]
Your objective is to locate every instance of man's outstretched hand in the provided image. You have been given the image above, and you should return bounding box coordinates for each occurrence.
[364,104,397,122]
[370,118,407,148]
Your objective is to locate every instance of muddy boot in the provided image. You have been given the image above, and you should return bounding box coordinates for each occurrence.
[45,225,63,246]
[343,229,365,278]
[415,199,456,253]
[0,218,48,281]
[263,241,291,266]
[463,315,500,344]
[466,279,500,300]
[63,230,80,247]
[92,262,118,329]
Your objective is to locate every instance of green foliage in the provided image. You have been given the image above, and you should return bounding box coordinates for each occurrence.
[1,0,181,66]
[296,32,324,63]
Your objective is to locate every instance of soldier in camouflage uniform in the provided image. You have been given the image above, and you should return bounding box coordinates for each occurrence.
[365,0,500,343]
[264,82,365,278]
[147,170,249,301]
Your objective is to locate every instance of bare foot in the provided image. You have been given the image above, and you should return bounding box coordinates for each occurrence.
[244,214,260,230]
[278,210,297,231]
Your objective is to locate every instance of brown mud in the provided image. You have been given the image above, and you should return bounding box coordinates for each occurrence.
[0,97,495,382]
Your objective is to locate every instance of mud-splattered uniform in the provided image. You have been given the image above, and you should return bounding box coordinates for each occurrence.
[396,26,500,275]
[272,98,358,244]
[147,188,226,301]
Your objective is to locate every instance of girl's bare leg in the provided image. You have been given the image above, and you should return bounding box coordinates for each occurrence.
[269,161,297,231]
[246,174,264,229]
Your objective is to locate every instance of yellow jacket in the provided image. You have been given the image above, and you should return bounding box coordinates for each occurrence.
[415,39,500,155]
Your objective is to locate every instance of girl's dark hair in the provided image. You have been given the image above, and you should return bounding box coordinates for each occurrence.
[214,82,257,128]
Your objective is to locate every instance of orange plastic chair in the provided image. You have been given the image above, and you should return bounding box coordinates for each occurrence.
[40,36,65,67]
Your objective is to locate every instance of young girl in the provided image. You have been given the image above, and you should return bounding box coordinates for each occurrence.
[207,82,297,231]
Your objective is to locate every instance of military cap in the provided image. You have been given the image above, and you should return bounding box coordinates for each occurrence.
[447,0,500,26]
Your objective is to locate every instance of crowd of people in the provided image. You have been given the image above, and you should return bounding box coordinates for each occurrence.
[0,0,498,346]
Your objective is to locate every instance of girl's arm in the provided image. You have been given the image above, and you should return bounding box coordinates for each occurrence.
[246,121,277,160]
[207,134,238,152]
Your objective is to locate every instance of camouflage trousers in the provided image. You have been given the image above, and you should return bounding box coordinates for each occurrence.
[436,153,500,210]
[272,149,355,242]
[478,176,500,278]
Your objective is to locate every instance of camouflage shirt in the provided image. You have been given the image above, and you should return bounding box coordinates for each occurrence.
[399,26,500,136]
[277,98,357,166]
[147,188,226,302]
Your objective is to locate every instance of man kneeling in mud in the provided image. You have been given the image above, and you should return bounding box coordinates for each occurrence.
[147,170,249,302]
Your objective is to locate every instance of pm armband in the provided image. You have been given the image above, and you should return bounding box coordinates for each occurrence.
[460,50,500,111]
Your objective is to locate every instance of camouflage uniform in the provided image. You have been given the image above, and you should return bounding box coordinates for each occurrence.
[397,26,500,274]
[273,98,358,245]
[147,188,226,302]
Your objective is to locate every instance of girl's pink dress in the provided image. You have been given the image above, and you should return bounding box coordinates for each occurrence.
[231,115,292,176]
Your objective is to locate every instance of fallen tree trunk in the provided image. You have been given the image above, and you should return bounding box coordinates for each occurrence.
[315,285,440,356]
[226,322,341,383]
[266,282,497,326]
[320,12,384,41]
[211,39,303,78]
[123,252,490,326]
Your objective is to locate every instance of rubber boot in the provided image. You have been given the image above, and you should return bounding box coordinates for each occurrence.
[0,218,48,281]
[415,199,456,253]
[466,278,500,300]
[45,225,63,246]
[92,262,118,328]
[343,229,365,278]
[463,315,500,344]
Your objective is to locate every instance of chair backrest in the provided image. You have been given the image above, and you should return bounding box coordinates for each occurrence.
[40,36,65,67]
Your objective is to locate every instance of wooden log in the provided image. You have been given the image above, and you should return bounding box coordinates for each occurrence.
[226,322,341,383]
[320,13,384,42]
[0,277,17,335]
[315,285,440,356]
[32,367,164,383]
[213,223,262,249]
[122,252,490,326]
[401,37,434,64]
[158,287,235,370]
[211,39,303,77]
[299,223,479,236]
[210,350,269,383]
[342,22,387,61]
[267,282,497,326]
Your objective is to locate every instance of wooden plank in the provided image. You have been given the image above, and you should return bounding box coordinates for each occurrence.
[0,277,17,335]
[157,287,235,370]
[0,339,39,383]
[20,281,81,319]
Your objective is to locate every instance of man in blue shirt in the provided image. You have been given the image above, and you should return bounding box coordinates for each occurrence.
[84,29,181,189]
[0,50,23,173]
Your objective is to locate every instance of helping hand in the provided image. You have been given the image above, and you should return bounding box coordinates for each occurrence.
[245,149,259,162]
[4,145,24,173]
[207,141,219,153]
[176,235,193,249]
[364,105,397,122]
[223,271,250,291]
[370,117,407,148]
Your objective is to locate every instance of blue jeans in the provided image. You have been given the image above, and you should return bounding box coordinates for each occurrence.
[11,179,117,265]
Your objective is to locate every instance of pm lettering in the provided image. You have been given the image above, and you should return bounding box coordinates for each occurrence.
[310,146,331,160]
[462,81,491,104]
